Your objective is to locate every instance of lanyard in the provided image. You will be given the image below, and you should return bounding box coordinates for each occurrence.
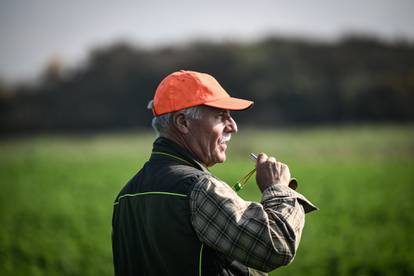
[234,167,256,192]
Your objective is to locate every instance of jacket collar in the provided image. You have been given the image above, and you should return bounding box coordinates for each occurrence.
[150,137,210,173]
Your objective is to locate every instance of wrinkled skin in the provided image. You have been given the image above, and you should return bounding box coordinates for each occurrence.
[170,106,238,167]
[166,106,291,190]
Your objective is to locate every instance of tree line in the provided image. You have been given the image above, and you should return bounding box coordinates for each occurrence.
[1,35,414,135]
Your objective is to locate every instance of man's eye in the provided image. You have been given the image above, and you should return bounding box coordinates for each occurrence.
[216,112,230,121]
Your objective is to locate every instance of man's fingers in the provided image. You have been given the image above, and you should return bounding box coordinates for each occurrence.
[281,163,289,174]
[267,157,278,171]
[257,154,280,171]
[268,156,277,163]
[257,153,268,164]
[255,152,294,191]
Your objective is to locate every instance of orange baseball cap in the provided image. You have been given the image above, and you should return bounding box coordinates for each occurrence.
[152,70,253,116]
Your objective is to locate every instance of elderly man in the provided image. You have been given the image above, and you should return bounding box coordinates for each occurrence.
[112,70,317,275]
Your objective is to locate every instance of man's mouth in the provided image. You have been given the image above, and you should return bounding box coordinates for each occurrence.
[219,133,231,144]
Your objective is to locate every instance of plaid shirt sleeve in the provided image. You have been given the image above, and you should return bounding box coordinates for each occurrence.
[189,175,317,272]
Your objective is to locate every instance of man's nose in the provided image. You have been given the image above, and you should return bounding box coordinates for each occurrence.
[226,116,238,133]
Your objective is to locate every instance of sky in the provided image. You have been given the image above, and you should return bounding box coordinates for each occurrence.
[1,0,414,82]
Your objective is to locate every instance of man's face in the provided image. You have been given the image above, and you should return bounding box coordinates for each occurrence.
[186,107,238,167]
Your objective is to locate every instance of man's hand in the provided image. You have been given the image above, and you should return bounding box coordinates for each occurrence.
[256,153,291,193]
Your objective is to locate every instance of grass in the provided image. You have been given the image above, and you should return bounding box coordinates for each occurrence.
[0,124,413,275]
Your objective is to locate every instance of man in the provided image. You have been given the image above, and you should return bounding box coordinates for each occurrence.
[112,70,317,275]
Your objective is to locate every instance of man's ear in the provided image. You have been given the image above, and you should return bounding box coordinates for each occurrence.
[172,112,190,134]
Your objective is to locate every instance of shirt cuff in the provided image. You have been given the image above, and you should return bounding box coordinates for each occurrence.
[261,184,318,213]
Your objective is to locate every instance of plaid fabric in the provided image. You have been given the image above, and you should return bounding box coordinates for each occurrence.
[190,175,317,273]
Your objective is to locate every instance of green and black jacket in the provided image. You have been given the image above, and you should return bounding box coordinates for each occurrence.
[112,137,252,275]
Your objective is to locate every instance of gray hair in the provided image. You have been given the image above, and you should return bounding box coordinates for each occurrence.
[147,100,203,136]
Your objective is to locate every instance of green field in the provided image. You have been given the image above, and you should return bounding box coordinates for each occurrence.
[1,125,413,275]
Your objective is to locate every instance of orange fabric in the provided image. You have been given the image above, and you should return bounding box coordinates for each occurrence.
[153,70,253,116]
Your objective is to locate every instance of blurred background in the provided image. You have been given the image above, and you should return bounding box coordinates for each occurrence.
[1,0,413,275]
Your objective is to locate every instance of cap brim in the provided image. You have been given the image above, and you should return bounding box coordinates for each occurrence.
[203,97,253,111]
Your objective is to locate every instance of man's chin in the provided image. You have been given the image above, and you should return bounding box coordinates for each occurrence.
[217,153,227,163]
[207,154,226,167]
